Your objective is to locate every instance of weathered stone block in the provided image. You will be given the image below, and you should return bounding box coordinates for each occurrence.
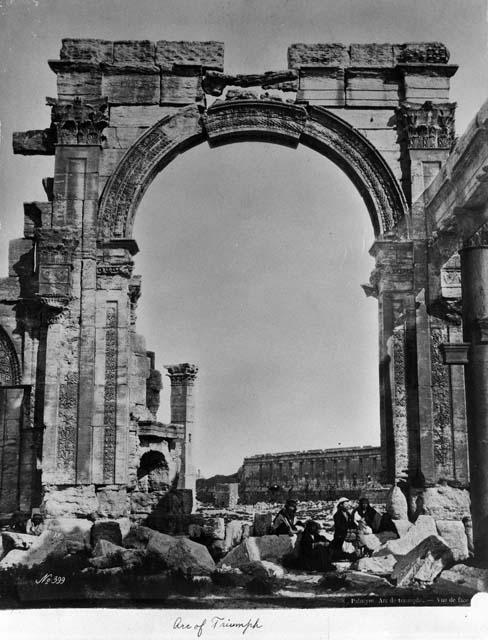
[1,532,35,554]
[12,130,54,155]
[109,105,178,127]
[344,570,392,589]
[0,530,68,569]
[202,517,225,540]
[240,560,284,580]
[224,520,244,550]
[435,520,469,562]
[218,537,260,568]
[403,74,450,103]
[297,67,345,105]
[60,38,113,63]
[435,564,488,595]
[391,535,454,587]
[345,70,399,107]
[42,485,99,517]
[386,486,408,520]
[288,43,349,68]
[57,70,102,100]
[102,73,160,105]
[113,40,156,64]
[392,519,413,538]
[414,485,470,520]
[255,535,295,563]
[46,518,92,549]
[96,487,130,518]
[160,73,203,104]
[156,40,224,72]
[350,43,395,67]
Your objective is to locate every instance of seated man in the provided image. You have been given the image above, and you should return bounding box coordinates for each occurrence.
[331,497,358,560]
[354,497,398,555]
[353,498,382,532]
[299,520,334,571]
[271,499,298,536]
[26,509,45,536]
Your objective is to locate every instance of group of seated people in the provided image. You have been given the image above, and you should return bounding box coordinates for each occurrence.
[3,509,45,536]
[272,497,396,571]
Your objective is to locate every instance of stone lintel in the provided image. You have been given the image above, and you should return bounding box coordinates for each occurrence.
[103,238,139,256]
[12,129,55,155]
[137,421,184,440]
[440,343,470,365]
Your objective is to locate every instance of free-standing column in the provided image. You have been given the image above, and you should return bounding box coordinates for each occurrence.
[165,363,198,500]
[460,245,488,562]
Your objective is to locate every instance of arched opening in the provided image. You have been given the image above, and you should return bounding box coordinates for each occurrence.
[137,450,170,492]
[133,139,379,477]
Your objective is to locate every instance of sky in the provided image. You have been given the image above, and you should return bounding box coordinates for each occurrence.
[0,0,487,477]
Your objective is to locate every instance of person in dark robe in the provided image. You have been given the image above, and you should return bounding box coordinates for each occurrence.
[331,497,358,559]
[353,498,382,532]
[271,499,297,536]
[299,520,334,571]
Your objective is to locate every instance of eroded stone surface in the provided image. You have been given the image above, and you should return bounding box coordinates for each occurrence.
[391,535,454,587]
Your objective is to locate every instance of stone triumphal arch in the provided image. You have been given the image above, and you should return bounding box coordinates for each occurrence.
[3,39,488,560]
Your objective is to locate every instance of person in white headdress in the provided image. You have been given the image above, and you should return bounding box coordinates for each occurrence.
[331,497,357,558]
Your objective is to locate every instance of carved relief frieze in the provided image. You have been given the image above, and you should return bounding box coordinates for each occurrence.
[430,327,453,469]
[397,101,456,150]
[57,370,79,478]
[47,96,109,145]
[96,262,134,278]
[0,328,21,385]
[103,302,118,483]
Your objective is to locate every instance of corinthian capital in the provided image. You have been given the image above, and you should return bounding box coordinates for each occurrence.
[47,96,109,145]
[165,363,199,385]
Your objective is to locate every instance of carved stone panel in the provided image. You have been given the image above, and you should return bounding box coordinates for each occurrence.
[103,303,118,483]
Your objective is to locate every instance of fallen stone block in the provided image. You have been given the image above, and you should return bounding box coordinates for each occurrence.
[240,560,285,580]
[223,520,244,550]
[203,517,225,540]
[255,535,295,563]
[145,529,215,575]
[90,539,144,569]
[358,530,397,553]
[414,485,470,521]
[435,520,469,562]
[91,521,122,547]
[434,563,488,595]
[1,532,36,554]
[253,512,272,536]
[374,515,437,557]
[355,554,397,576]
[0,530,68,569]
[218,535,294,568]
[391,535,454,587]
[211,566,248,587]
[345,570,392,589]
[386,486,408,520]
[122,525,155,549]
[46,517,92,550]
[392,519,413,538]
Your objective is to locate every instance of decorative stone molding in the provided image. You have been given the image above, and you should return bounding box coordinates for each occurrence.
[97,102,408,240]
[202,100,307,144]
[440,343,470,365]
[165,363,199,385]
[47,96,109,145]
[397,101,456,150]
[96,262,134,278]
[103,302,118,483]
[35,228,78,263]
